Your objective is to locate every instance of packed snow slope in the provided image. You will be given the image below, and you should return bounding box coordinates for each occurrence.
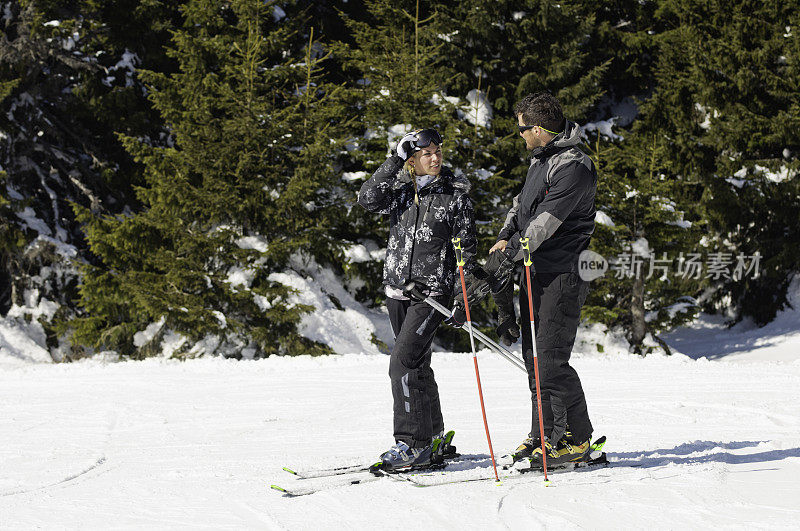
[2,278,799,527]
[1,347,799,529]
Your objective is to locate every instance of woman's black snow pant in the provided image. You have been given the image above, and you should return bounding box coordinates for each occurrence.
[386,295,448,448]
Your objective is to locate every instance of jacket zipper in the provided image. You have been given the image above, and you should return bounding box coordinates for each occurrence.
[405,186,433,285]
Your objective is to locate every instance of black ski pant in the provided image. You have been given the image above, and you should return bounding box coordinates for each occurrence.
[386,295,448,448]
[519,271,592,444]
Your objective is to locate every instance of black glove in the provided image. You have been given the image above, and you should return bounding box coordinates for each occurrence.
[493,281,520,346]
[401,281,427,301]
[445,306,466,328]
[450,249,515,317]
[484,248,515,293]
[451,267,490,318]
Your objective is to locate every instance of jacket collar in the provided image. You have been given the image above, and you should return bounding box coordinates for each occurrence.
[528,119,582,161]
[395,166,471,193]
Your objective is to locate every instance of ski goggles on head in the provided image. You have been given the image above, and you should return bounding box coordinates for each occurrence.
[413,128,443,148]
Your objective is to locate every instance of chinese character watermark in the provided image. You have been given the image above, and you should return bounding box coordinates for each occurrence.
[579,250,761,282]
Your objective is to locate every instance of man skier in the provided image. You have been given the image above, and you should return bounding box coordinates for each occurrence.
[460,92,598,466]
[358,128,481,471]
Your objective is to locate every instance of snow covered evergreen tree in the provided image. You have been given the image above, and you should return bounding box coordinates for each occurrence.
[2,0,796,359]
[617,1,800,331]
[0,1,181,357]
[581,1,799,352]
[72,0,355,358]
[585,128,702,354]
[0,2,105,325]
[649,1,800,326]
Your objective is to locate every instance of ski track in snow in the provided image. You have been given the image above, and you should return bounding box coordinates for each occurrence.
[0,353,799,528]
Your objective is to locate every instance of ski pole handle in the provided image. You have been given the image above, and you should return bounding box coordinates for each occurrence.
[453,239,472,324]
[452,237,465,267]
[520,237,533,266]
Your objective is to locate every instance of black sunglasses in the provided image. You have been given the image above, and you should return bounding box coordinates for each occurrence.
[517,125,536,133]
[414,128,443,148]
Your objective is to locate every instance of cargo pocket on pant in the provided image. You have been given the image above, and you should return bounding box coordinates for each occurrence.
[555,273,584,346]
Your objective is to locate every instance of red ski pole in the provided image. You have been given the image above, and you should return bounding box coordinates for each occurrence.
[520,237,549,483]
[452,238,500,483]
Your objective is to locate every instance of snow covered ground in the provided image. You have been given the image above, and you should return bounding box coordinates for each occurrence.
[2,276,799,528]
[1,344,799,528]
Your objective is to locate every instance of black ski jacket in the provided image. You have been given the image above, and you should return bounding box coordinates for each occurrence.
[499,120,597,273]
[358,155,477,297]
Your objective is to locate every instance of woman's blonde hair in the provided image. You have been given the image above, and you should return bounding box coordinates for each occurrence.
[404,160,415,176]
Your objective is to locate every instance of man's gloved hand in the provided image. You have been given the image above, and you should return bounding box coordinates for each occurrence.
[449,249,516,323]
[496,318,520,346]
[447,265,495,327]
[484,248,515,293]
[395,132,420,161]
[493,281,520,346]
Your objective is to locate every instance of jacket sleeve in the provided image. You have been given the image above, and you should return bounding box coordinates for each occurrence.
[452,192,479,275]
[505,162,595,260]
[357,155,405,214]
[496,193,521,242]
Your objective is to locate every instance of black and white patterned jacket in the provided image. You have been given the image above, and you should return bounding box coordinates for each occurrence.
[358,155,478,297]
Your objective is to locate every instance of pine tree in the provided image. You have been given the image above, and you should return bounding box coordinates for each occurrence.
[575,4,707,354]
[0,74,20,313]
[584,128,703,354]
[582,0,800,353]
[632,1,800,326]
[0,170,25,314]
[0,2,106,322]
[71,0,356,358]
[0,0,182,356]
[678,1,800,325]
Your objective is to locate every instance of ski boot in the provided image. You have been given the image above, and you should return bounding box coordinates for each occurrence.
[529,436,591,468]
[370,440,434,473]
[498,435,541,467]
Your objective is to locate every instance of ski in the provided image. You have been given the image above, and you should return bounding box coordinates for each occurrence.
[402,436,608,488]
[281,462,372,479]
[272,436,608,495]
[271,452,606,496]
[271,456,493,497]
[399,452,609,488]
[281,430,459,479]
[271,472,383,497]
[271,456,471,497]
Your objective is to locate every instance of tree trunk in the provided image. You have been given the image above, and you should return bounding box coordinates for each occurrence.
[630,276,647,354]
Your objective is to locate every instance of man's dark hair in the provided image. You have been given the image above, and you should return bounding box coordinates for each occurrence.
[514,92,565,133]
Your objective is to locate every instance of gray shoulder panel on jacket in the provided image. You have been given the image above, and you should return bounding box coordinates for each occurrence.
[546,147,593,185]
